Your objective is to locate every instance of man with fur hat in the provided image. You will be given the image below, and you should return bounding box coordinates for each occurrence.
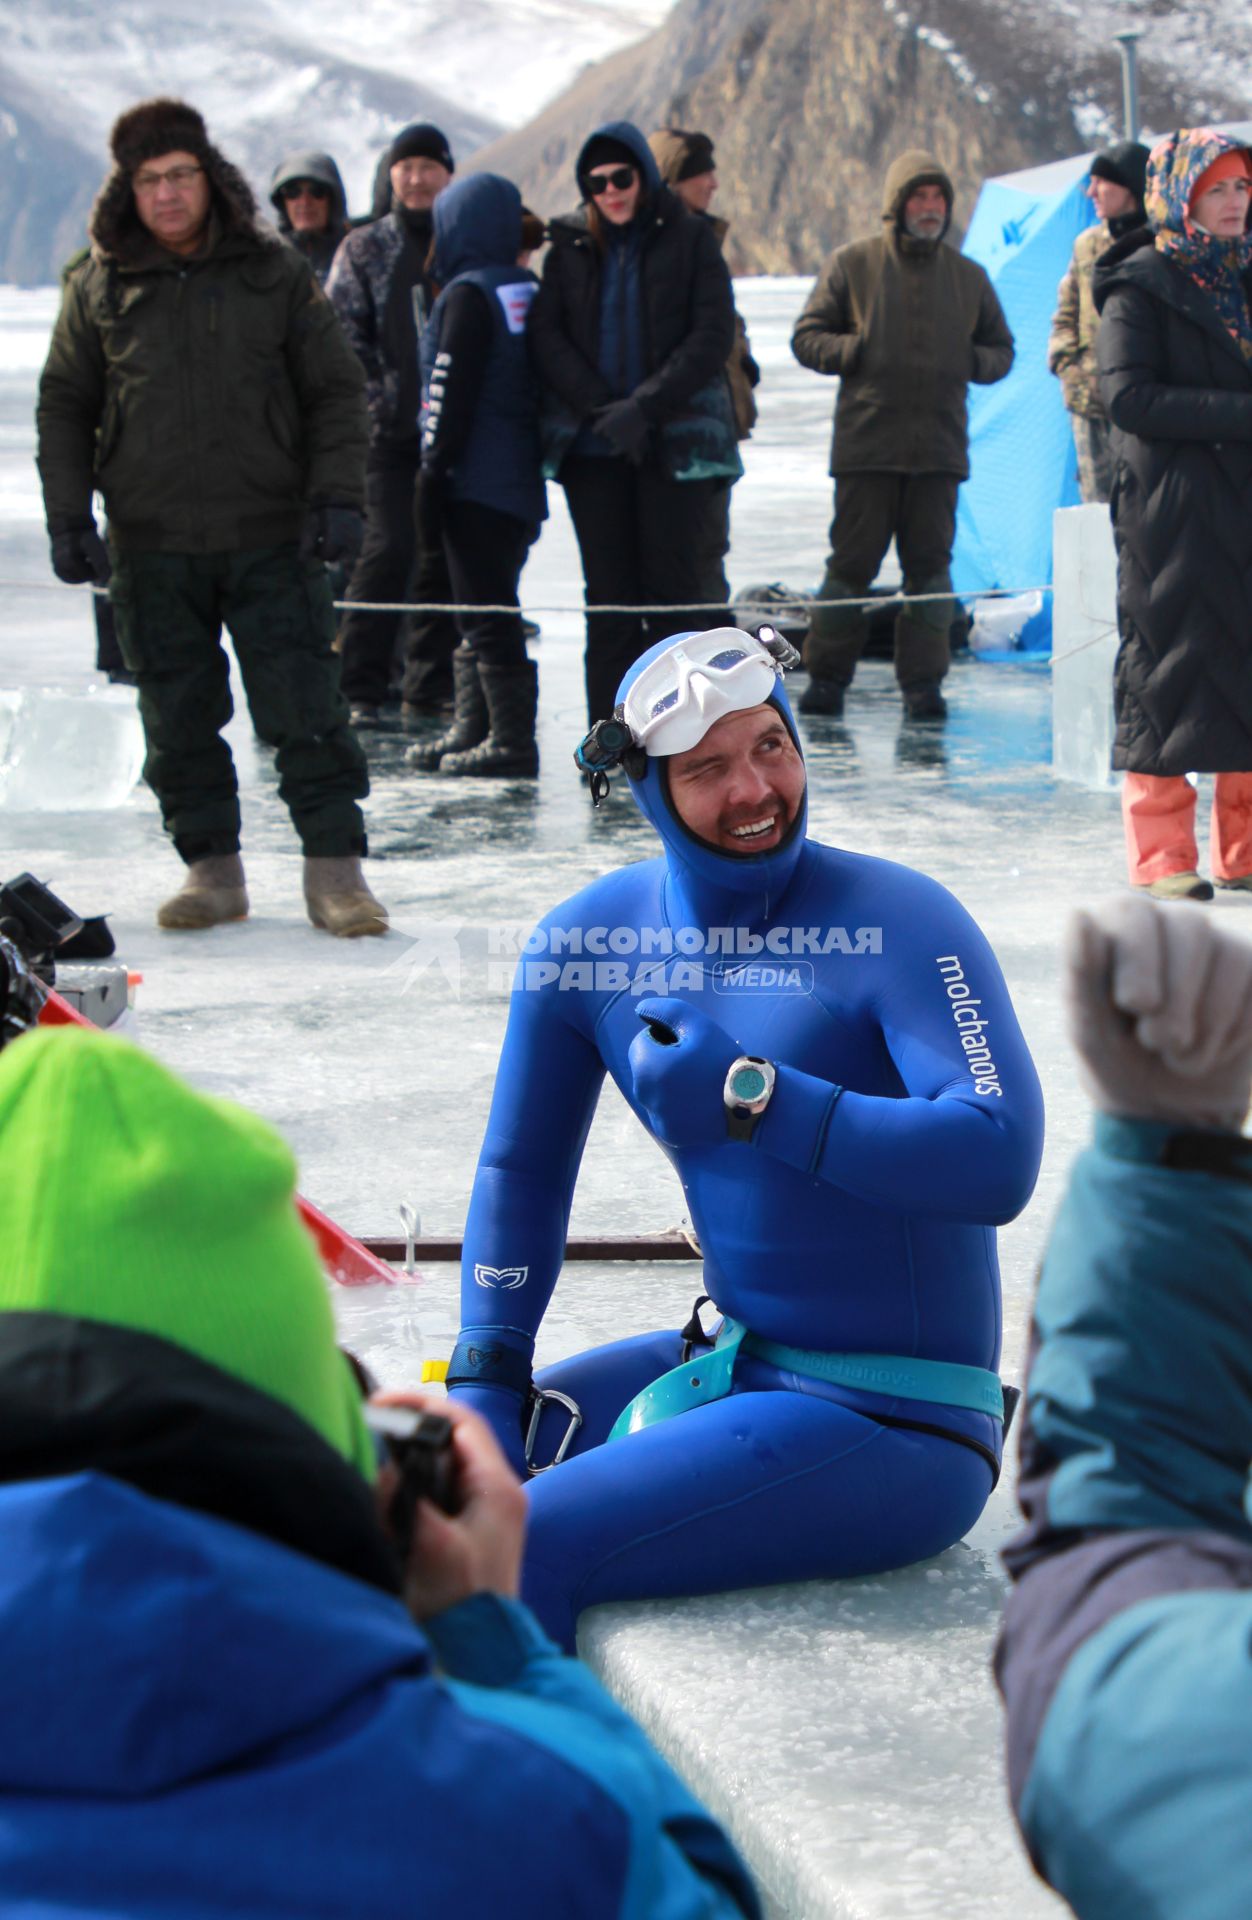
[0,1025,757,1920]
[327,122,460,730]
[792,151,1015,721]
[647,127,760,603]
[36,99,387,938]
[1048,141,1149,503]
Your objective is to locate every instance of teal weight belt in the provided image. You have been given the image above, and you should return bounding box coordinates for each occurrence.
[608,1316,1004,1441]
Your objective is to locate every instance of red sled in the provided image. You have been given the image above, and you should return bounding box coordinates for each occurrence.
[37,988,399,1287]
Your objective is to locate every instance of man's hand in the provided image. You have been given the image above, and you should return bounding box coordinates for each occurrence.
[592,398,651,466]
[1066,897,1252,1133]
[374,1391,527,1622]
[50,523,111,587]
[300,505,364,569]
[628,997,739,1148]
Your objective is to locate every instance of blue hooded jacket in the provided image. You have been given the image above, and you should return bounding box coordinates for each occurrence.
[0,1465,758,1918]
[421,173,547,525]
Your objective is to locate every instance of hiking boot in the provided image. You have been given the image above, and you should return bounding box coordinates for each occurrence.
[903,684,948,722]
[1137,871,1215,902]
[1215,874,1252,893]
[408,647,489,770]
[347,702,393,731]
[441,660,539,778]
[303,857,389,938]
[799,677,845,717]
[157,856,249,931]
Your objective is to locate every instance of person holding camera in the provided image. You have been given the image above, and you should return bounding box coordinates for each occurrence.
[996,896,1252,1915]
[0,1027,758,1920]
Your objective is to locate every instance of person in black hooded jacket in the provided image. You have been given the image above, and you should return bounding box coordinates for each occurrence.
[529,120,739,725]
[269,150,349,286]
[1093,129,1252,902]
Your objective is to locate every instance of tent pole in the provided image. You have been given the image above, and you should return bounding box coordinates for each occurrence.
[1113,30,1143,142]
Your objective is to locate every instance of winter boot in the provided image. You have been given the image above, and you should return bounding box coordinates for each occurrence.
[1136,871,1215,902]
[303,857,389,938]
[799,677,845,717]
[407,647,489,771]
[902,683,948,723]
[157,855,249,931]
[440,660,539,778]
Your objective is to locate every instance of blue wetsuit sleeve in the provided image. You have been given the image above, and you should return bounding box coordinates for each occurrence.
[996,1119,1252,1916]
[756,889,1043,1222]
[458,969,605,1358]
[427,1595,761,1919]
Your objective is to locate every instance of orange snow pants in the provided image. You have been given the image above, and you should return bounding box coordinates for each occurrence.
[1122,771,1252,884]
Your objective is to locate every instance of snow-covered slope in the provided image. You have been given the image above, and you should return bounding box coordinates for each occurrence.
[0,0,675,281]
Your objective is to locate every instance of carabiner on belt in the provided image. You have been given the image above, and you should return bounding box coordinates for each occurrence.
[524,1386,583,1473]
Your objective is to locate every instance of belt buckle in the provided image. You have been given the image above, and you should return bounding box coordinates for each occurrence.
[524,1387,583,1473]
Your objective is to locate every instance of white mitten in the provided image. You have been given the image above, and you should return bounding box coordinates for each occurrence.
[1065,896,1252,1133]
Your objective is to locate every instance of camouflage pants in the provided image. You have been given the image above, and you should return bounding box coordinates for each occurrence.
[1071,413,1115,505]
[110,545,370,862]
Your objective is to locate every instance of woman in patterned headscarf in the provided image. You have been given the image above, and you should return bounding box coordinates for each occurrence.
[1092,129,1252,900]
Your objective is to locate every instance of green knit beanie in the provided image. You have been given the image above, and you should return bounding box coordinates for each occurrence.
[0,1028,375,1479]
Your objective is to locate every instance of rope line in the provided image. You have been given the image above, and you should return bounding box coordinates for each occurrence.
[2,578,1057,618]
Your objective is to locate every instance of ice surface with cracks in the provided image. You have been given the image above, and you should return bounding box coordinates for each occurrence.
[6,277,1244,1919]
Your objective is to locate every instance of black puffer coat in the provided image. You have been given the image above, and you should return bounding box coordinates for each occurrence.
[529,122,737,483]
[1094,229,1252,774]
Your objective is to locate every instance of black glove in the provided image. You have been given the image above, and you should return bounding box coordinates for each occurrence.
[592,398,651,466]
[300,506,364,570]
[50,524,111,587]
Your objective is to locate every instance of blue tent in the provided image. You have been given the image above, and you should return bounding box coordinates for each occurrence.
[955,122,1252,623]
[954,151,1095,606]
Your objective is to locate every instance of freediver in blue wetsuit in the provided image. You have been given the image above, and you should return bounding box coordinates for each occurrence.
[448,628,1045,1651]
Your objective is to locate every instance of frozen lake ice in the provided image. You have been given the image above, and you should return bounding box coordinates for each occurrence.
[4,274,1229,1918]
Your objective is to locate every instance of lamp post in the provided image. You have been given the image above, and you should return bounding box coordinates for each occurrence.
[1114,29,1143,141]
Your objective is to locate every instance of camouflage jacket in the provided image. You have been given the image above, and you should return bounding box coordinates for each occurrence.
[1048,222,1110,420]
[326,210,436,443]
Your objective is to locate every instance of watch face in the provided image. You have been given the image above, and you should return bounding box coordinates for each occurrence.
[730,1065,768,1104]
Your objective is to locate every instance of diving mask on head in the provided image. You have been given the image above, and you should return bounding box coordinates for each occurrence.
[574,627,801,807]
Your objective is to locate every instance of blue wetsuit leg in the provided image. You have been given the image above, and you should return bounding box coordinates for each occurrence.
[525,1340,993,1652]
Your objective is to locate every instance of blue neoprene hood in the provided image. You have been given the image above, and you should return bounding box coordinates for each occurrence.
[617,633,809,912]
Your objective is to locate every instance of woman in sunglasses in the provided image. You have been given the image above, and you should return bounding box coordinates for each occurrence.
[269,150,349,286]
[529,120,741,725]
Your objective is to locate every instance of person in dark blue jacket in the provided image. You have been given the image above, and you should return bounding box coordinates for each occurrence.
[0,1026,759,1920]
[410,173,548,779]
[529,122,741,726]
[996,896,1252,1919]
[447,626,1045,1650]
